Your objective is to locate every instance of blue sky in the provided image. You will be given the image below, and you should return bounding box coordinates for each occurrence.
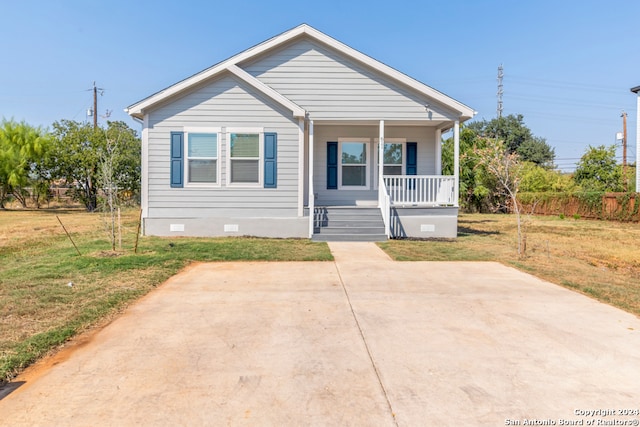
[2,0,639,171]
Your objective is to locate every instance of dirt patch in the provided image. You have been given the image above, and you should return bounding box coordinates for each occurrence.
[93,250,123,258]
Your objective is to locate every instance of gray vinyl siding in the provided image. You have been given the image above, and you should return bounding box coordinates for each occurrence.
[312,125,437,205]
[242,39,458,121]
[145,73,300,218]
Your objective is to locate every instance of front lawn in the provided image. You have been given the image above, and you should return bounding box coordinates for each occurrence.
[0,208,332,383]
[380,213,640,317]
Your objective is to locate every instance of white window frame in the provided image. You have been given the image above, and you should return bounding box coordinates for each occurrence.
[184,127,221,187]
[226,127,264,187]
[374,138,406,189]
[338,138,370,190]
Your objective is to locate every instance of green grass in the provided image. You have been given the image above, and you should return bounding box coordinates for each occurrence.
[3,209,639,383]
[0,209,332,383]
[380,213,640,318]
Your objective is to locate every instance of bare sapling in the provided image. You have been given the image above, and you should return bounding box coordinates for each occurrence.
[473,138,525,257]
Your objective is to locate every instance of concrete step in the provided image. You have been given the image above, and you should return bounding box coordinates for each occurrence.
[316,212,382,221]
[315,226,385,235]
[311,233,388,242]
[317,220,385,227]
[313,206,387,241]
[315,206,378,212]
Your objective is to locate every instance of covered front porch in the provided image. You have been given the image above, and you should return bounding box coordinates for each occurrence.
[305,119,461,239]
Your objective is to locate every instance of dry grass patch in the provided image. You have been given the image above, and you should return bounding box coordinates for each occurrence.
[380,213,640,317]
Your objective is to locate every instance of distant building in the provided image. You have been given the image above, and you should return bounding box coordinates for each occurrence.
[632,86,640,192]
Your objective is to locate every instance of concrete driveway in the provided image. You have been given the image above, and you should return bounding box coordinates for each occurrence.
[1,243,639,426]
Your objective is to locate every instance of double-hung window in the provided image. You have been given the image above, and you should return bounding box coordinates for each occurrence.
[227,129,263,186]
[186,129,220,185]
[339,140,370,189]
[379,140,405,176]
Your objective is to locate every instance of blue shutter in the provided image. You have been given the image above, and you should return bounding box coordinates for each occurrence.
[406,142,417,190]
[170,132,184,188]
[327,141,338,190]
[264,132,277,188]
[406,142,417,175]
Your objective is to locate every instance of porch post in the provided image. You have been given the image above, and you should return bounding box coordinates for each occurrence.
[453,120,460,207]
[297,117,304,217]
[141,114,149,234]
[435,128,442,175]
[308,120,315,238]
[378,120,384,207]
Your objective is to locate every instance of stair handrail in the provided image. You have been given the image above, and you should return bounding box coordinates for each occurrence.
[379,180,391,238]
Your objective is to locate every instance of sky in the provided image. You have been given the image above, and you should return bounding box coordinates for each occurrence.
[2,0,639,172]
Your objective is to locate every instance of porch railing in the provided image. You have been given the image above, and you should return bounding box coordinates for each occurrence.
[383,175,456,206]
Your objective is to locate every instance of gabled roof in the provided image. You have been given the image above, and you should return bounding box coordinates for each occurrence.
[631,85,640,94]
[126,24,475,121]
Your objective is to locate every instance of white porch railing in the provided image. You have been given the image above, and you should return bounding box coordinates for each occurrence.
[383,175,457,206]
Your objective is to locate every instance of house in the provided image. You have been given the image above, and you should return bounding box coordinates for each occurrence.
[126,24,475,240]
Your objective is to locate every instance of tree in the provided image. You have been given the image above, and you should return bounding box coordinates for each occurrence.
[0,119,52,208]
[102,121,141,202]
[49,120,100,211]
[50,120,140,211]
[468,114,555,168]
[473,138,525,257]
[443,126,501,212]
[99,122,140,250]
[573,145,623,192]
[516,137,555,169]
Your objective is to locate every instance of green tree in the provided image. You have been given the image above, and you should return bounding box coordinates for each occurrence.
[50,120,140,211]
[0,119,52,208]
[468,114,555,168]
[519,162,576,193]
[443,126,501,212]
[573,145,623,192]
[516,137,555,169]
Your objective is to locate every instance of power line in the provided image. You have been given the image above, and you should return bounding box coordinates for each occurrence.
[507,94,625,110]
[508,75,627,94]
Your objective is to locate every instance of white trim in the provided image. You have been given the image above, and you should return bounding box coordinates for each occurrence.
[297,117,304,217]
[337,138,370,190]
[141,114,149,224]
[435,128,442,175]
[184,127,222,188]
[126,24,474,121]
[453,120,460,207]
[226,128,264,187]
[308,120,315,238]
[378,120,384,208]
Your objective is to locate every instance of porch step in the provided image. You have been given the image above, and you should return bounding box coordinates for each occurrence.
[312,233,388,242]
[312,206,387,242]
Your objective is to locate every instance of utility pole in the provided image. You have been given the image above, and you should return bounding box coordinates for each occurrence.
[89,82,104,130]
[497,64,504,118]
[622,111,628,190]
[93,83,98,129]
